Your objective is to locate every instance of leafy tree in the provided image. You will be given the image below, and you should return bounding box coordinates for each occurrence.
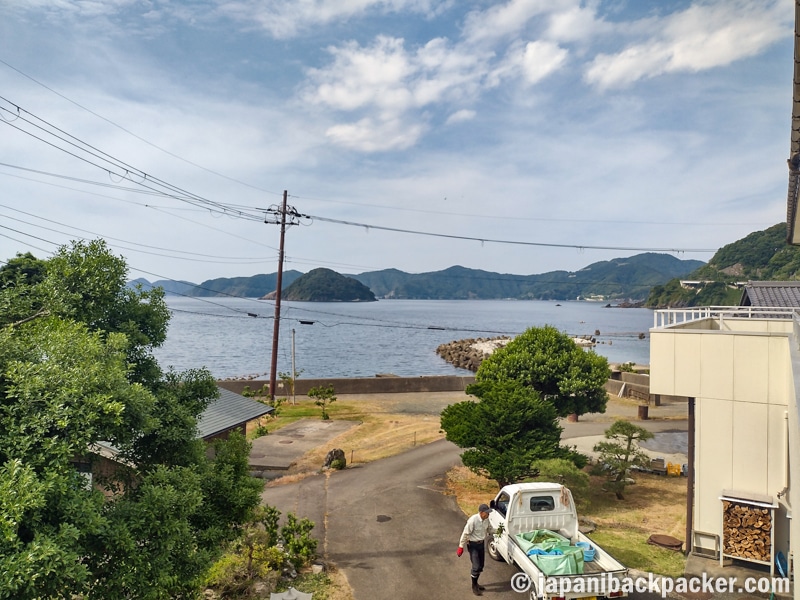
[42,239,170,387]
[593,419,654,500]
[308,384,337,420]
[0,240,263,599]
[475,325,610,418]
[0,252,49,327]
[440,380,567,487]
[0,252,46,289]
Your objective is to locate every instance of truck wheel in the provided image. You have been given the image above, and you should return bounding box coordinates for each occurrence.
[487,538,503,561]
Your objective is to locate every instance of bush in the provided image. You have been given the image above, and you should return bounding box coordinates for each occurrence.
[252,424,270,439]
[530,458,590,512]
[281,513,318,569]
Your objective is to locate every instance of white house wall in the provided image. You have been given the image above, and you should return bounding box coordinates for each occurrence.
[650,323,792,558]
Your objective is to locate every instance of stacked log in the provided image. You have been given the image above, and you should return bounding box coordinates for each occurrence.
[722,500,772,562]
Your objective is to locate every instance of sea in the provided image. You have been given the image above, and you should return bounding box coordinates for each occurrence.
[153,297,656,380]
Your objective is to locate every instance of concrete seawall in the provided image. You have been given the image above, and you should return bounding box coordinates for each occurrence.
[219,372,685,407]
[217,375,476,396]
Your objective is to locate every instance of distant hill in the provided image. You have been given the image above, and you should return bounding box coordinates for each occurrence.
[353,253,704,301]
[129,253,703,301]
[277,268,376,302]
[129,271,303,297]
[645,223,798,307]
[128,278,197,296]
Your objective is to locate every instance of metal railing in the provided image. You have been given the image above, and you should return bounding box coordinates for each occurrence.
[653,306,800,329]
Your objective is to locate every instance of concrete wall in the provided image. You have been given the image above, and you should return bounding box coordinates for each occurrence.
[217,375,476,396]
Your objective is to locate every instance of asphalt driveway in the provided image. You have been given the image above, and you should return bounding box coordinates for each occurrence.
[261,438,521,600]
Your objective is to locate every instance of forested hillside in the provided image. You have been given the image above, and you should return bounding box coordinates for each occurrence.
[279,267,376,302]
[354,253,703,301]
[646,223,799,307]
[130,253,703,301]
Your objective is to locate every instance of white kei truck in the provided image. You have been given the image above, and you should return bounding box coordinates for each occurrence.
[487,482,628,600]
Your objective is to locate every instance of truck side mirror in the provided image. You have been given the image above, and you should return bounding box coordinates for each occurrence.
[489,500,496,509]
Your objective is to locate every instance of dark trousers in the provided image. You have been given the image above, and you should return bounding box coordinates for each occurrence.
[467,540,485,578]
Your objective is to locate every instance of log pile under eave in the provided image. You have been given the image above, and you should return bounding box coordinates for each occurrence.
[722,500,772,562]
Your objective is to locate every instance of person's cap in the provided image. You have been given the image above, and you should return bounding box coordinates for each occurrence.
[478,503,491,513]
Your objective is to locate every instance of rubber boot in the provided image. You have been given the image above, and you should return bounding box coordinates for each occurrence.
[475,576,486,591]
[472,576,483,596]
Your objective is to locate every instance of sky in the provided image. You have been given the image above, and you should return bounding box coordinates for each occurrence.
[0,0,794,285]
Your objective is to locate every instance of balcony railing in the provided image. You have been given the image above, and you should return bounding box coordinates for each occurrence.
[653,306,800,329]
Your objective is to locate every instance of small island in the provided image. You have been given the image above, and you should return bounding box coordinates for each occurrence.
[262,267,377,302]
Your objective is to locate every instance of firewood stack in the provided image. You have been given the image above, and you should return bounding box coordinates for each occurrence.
[722,500,772,562]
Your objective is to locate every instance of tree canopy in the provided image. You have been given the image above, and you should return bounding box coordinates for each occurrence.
[0,240,263,599]
[474,325,610,418]
[440,380,568,487]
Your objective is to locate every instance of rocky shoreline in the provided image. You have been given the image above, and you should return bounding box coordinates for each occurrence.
[435,337,511,372]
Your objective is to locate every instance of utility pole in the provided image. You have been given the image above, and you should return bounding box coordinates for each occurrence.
[269,190,289,401]
[263,191,303,401]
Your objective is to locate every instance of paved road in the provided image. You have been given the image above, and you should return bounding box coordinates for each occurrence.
[262,438,522,600]
[260,395,692,600]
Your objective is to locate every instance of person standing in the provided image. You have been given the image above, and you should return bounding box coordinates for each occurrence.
[457,503,493,595]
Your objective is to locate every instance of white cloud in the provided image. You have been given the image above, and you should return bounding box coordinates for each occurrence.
[463,0,554,44]
[520,40,568,85]
[584,0,790,90]
[545,2,605,43]
[307,37,416,113]
[325,117,425,151]
[217,0,446,39]
[304,36,489,150]
[445,109,475,125]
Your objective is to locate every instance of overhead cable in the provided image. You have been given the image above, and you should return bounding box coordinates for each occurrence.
[302,214,717,254]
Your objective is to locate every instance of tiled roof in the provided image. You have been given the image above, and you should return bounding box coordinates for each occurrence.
[740,281,800,308]
[197,387,274,439]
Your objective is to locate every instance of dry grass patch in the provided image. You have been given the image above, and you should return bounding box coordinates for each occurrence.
[287,413,444,474]
[584,473,687,577]
[263,398,446,477]
[586,473,687,539]
[446,465,501,516]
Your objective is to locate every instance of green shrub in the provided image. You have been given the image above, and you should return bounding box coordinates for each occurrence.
[531,458,591,512]
[252,424,270,439]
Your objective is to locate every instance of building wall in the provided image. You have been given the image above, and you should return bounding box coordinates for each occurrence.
[650,323,792,558]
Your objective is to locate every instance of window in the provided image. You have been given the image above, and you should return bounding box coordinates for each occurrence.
[529,496,555,512]
[494,492,510,516]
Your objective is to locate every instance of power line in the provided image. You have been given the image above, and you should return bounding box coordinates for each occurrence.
[0,96,267,223]
[0,57,285,199]
[302,213,717,254]
[0,203,278,262]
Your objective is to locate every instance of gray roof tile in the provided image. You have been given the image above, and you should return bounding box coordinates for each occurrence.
[197,387,274,439]
[740,281,800,308]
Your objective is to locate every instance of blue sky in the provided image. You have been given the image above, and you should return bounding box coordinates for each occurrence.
[0,0,793,284]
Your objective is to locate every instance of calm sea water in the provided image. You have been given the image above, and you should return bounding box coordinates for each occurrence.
[153,297,655,380]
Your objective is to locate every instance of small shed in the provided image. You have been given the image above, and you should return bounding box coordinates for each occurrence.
[198,386,274,442]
